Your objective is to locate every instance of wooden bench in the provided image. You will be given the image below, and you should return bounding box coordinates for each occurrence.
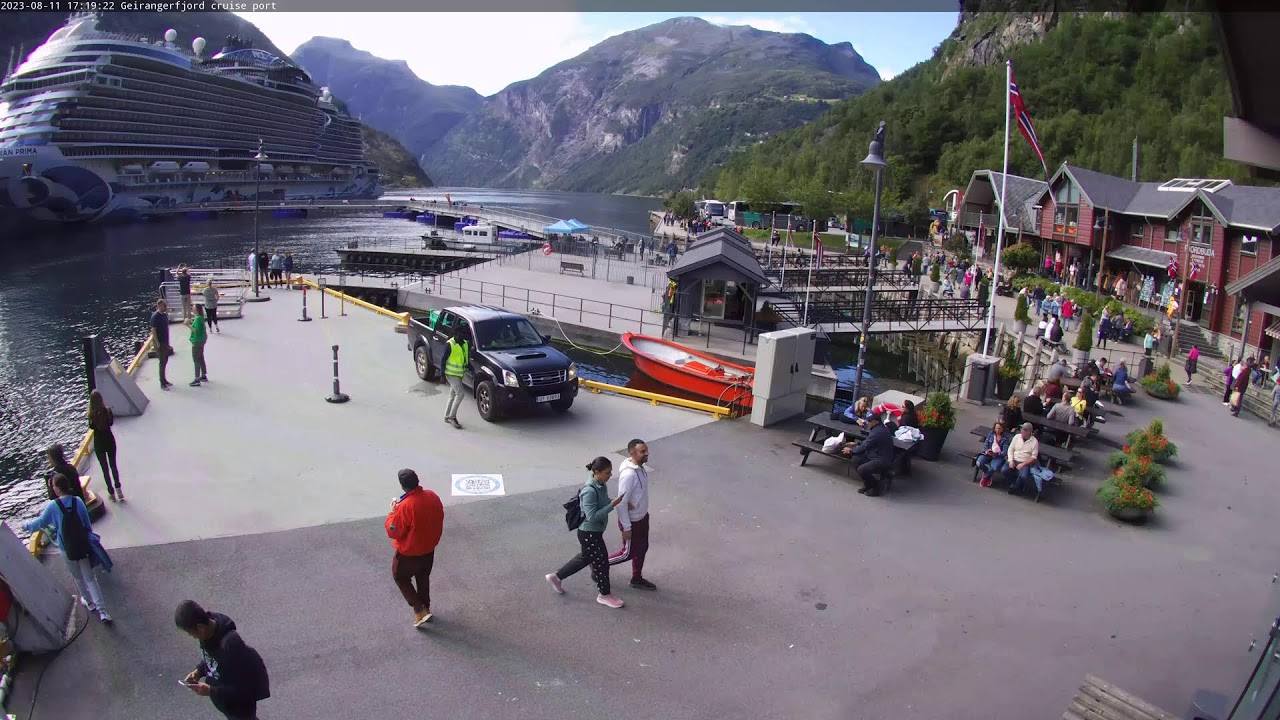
[1063,674,1177,720]
[559,261,586,275]
[793,433,918,493]
[966,426,1072,499]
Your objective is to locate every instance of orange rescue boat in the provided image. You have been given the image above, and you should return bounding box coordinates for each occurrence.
[621,333,754,408]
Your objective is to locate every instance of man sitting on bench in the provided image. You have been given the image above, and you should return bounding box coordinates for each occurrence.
[1004,422,1041,498]
[840,413,893,497]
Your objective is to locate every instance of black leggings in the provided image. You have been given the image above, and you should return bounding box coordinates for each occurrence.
[95,446,121,492]
[556,530,611,595]
[203,305,218,328]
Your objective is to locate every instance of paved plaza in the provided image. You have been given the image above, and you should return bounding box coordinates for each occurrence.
[7,281,1276,719]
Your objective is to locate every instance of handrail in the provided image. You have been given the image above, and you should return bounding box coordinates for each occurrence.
[580,379,731,418]
[296,277,410,325]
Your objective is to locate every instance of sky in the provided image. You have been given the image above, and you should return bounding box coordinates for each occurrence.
[237,12,959,96]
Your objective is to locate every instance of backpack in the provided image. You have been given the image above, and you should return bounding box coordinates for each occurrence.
[246,643,271,701]
[563,491,585,531]
[56,498,91,561]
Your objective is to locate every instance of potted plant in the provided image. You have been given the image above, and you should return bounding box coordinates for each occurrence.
[1108,454,1166,489]
[911,255,922,277]
[995,339,1023,399]
[1139,363,1181,400]
[1096,476,1159,522]
[756,302,783,332]
[1013,294,1031,335]
[915,392,956,461]
[977,278,990,307]
[929,262,942,294]
[1072,310,1094,367]
[1125,419,1178,463]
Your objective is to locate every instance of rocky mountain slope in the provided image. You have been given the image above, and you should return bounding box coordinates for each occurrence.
[2,12,425,184]
[418,17,880,194]
[292,37,484,167]
[363,125,432,187]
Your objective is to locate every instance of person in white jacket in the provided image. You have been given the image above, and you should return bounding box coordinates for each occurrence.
[608,439,656,590]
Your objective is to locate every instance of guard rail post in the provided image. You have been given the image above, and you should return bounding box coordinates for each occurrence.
[298,284,312,322]
[326,345,350,404]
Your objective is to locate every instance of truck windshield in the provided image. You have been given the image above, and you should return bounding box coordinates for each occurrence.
[476,318,545,350]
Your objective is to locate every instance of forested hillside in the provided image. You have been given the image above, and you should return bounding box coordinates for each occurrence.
[706,11,1244,225]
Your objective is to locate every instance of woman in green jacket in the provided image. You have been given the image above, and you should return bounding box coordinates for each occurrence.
[546,457,627,609]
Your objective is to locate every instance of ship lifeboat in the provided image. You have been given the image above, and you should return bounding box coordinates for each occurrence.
[147,161,180,174]
[275,165,294,175]
[181,161,210,173]
[297,165,311,174]
[257,164,274,174]
[119,164,145,175]
[621,333,754,409]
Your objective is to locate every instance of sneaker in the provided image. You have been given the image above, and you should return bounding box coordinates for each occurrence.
[78,595,94,611]
[189,379,201,387]
[108,493,117,502]
[413,609,432,627]
[200,375,208,382]
[116,490,125,502]
[97,609,113,624]
[160,383,172,391]
[630,578,657,591]
[545,573,564,594]
[596,594,625,609]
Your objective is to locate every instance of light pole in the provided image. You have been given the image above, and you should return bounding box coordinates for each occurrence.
[851,121,887,404]
[247,138,270,302]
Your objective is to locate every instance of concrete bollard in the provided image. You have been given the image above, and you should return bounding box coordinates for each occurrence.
[298,285,312,322]
[325,344,350,404]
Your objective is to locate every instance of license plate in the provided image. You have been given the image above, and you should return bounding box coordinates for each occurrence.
[535,393,561,403]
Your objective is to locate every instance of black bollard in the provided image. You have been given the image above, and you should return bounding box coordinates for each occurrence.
[325,344,350,404]
[298,284,312,322]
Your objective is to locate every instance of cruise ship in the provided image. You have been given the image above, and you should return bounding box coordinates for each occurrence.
[0,13,381,227]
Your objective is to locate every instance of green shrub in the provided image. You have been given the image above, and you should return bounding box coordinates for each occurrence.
[1139,364,1180,399]
[930,262,941,283]
[1096,477,1159,512]
[998,338,1023,381]
[1074,311,1094,352]
[911,255,922,276]
[1001,243,1041,274]
[918,392,956,430]
[1015,294,1031,324]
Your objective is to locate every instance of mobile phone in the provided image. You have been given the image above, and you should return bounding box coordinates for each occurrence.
[179,679,197,688]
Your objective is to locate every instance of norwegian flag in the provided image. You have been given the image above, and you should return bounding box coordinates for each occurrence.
[1168,257,1179,280]
[1190,260,1202,282]
[1009,67,1048,178]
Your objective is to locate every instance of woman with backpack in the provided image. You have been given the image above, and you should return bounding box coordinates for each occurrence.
[89,389,124,502]
[546,456,627,609]
[23,473,113,623]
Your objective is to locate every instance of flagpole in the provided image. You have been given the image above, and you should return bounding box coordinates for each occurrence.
[983,59,1012,358]
[804,252,813,325]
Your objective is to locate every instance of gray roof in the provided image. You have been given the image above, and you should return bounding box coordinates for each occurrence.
[1042,163,1280,232]
[667,228,769,285]
[1104,245,1175,270]
[989,171,1048,232]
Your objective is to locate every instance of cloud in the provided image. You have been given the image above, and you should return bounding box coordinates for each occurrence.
[879,67,897,80]
[237,12,617,96]
[700,14,812,36]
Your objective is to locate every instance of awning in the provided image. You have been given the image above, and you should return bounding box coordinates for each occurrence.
[1266,319,1280,340]
[1104,245,1175,269]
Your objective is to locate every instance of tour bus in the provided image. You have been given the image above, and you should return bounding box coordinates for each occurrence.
[726,200,806,230]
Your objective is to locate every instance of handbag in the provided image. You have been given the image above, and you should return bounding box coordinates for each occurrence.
[1230,390,1242,406]
[822,432,845,453]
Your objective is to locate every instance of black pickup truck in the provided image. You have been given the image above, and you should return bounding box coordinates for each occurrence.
[406,304,579,421]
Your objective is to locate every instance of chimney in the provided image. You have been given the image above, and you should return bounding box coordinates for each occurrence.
[1132,137,1139,182]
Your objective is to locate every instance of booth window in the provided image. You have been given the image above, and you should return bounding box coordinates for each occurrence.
[1241,234,1258,257]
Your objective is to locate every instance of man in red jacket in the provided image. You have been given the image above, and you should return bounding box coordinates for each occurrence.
[385,468,445,628]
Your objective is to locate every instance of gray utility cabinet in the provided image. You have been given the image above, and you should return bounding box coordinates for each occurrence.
[751,327,816,427]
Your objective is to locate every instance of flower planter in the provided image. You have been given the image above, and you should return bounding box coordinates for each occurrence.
[1013,321,1028,336]
[995,376,1019,400]
[1109,506,1152,522]
[930,281,942,295]
[1072,348,1089,366]
[1142,385,1178,401]
[915,427,950,461]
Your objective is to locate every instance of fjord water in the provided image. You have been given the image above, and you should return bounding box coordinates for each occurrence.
[0,188,660,526]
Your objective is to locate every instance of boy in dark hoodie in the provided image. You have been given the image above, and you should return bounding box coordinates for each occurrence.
[175,600,269,719]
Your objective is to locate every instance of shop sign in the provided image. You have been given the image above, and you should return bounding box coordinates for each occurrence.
[1188,245,1216,258]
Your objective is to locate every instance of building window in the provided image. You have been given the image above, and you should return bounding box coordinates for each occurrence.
[1033,205,1043,228]
[1131,221,1144,238]
[1233,299,1247,335]
[1063,205,1078,236]
[1191,221,1213,246]
[1165,223,1181,243]
[1242,234,1259,257]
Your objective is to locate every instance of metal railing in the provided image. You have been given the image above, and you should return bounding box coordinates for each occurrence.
[767,267,919,291]
[799,297,985,331]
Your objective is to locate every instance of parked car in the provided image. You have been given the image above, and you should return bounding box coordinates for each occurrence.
[406,305,579,421]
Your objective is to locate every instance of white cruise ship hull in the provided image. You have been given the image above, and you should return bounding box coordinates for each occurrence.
[0,145,378,225]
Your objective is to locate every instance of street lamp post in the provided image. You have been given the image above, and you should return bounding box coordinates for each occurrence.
[851,121,887,404]
[247,138,270,302]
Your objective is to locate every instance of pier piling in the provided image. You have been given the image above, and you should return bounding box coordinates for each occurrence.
[325,344,350,404]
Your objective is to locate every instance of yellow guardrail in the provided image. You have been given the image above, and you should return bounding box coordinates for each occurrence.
[580,379,732,419]
[294,277,410,325]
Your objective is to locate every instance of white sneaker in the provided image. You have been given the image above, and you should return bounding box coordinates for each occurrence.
[97,609,113,624]
[545,573,564,594]
[596,594,625,609]
[78,595,95,611]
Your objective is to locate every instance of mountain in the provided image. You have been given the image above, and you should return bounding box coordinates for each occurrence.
[2,12,425,188]
[414,17,880,194]
[292,37,484,164]
[706,7,1249,225]
[363,125,432,187]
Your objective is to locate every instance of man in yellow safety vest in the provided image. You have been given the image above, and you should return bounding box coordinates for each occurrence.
[443,327,469,428]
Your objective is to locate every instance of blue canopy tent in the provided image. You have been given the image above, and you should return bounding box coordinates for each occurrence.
[543,219,578,234]
[565,218,592,233]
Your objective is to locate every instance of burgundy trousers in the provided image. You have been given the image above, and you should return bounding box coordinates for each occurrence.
[392,551,434,613]
[608,514,649,579]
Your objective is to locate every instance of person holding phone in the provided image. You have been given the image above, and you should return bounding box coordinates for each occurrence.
[546,456,627,609]
[975,420,1008,487]
[385,468,445,628]
[175,600,270,719]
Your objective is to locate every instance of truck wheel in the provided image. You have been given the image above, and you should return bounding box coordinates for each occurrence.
[551,396,574,413]
[414,343,437,381]
[475,380,501,421]
[751,222,761,229]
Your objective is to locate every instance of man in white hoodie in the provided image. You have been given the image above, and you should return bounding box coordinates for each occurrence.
[608,439,656,590]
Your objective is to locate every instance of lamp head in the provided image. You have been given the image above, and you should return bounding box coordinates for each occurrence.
[861,120,887,169]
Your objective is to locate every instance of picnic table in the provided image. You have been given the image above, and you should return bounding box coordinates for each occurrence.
[1021,411,1098,450]
[968,425,1076,471]
[794,412,920,489]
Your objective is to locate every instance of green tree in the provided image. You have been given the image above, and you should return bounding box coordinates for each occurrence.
[664,190,697,220]
[1001,243,1041,275]
[788,177,834,222]
[739,163,784,203]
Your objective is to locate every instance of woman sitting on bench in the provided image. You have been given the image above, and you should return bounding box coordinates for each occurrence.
[975,420,1009,487]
